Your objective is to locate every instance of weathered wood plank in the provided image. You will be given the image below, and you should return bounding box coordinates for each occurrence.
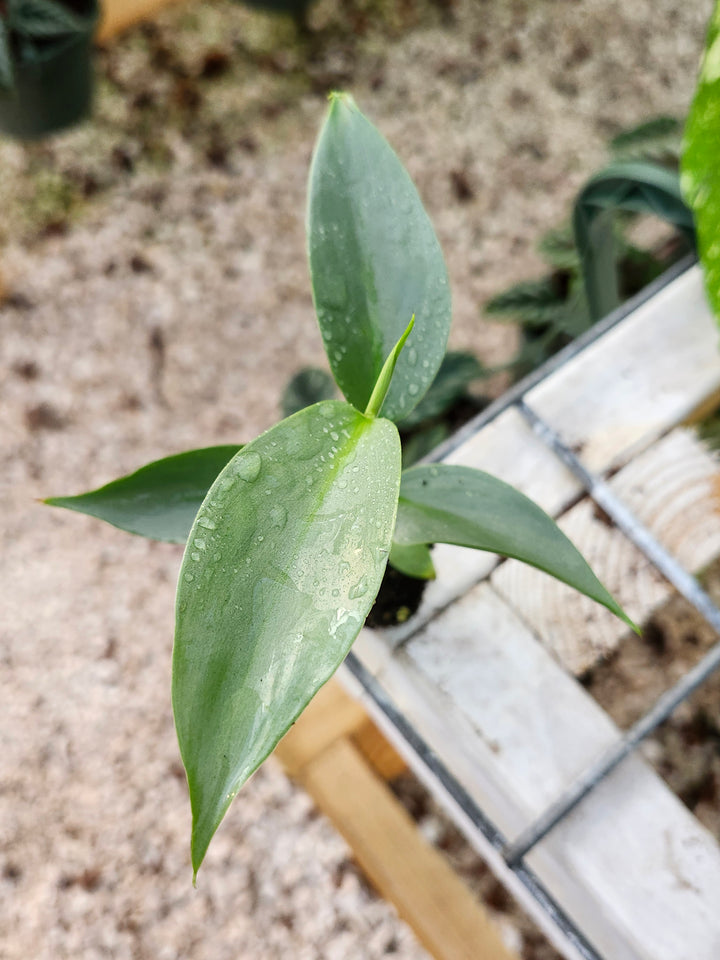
[274,679,366,777]
[300,737,520,960]
[524,266,720,473]
[344,640,592,960]
[492,428,720,673]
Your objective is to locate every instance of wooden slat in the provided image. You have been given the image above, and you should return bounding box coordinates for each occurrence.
[97,0,187,42]
[299,737,519,960]
[525,266,720,473]
[346,637,592,960]
[351,717,407,780]
[492,427,720,673]
[274,679,367,777]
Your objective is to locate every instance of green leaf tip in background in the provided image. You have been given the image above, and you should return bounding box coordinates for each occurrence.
[172,400,401,877]
[682,0,720,322]
[394,464,636,631]
[308,92,451,423]
[45,446,241,543]
[398,351,488,431]
[389,540,435,580]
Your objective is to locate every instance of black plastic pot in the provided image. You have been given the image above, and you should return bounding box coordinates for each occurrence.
[240,0,313,12]
[0,0,98,141]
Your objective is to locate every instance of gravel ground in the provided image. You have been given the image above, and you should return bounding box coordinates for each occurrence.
[0,1,711,958]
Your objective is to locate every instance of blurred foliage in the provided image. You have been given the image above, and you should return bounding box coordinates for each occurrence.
[486,116,694,378]
[281,367,337,418]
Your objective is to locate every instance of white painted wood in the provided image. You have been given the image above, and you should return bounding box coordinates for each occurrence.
[405,585,620,818]
[525,266,720,473]
[340,654,591,960]
[492,428,720,673]
[526,760,720,960]
[354,584,720,960]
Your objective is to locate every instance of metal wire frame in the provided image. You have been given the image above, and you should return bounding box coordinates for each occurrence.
[345,255,720,960]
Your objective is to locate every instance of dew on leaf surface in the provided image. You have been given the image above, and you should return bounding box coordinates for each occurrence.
[237,452,262,483]
[348,577,369,600]
[269,505,288,530]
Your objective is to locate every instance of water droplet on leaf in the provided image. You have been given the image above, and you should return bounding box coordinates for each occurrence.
[269,505,287,530]
[237,452,261,483]
[349,577,368,600]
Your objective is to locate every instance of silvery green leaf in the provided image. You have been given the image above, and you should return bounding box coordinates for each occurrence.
[308,93,451,422]
[173,401,401,876]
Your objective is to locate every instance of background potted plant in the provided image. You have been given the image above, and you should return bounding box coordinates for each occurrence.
[0,0,98,139]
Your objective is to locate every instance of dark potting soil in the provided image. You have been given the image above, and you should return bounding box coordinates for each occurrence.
[366,563,427,629]
[59,0,94,16]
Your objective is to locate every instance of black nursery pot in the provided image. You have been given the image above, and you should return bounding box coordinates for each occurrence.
[0,0,98,141]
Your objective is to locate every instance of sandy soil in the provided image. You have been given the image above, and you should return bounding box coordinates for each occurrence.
[0,1,711,958]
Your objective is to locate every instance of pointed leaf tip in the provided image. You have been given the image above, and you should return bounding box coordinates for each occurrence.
[44,446,241,543]
[308,96,451,422]
[395,464,632,627]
